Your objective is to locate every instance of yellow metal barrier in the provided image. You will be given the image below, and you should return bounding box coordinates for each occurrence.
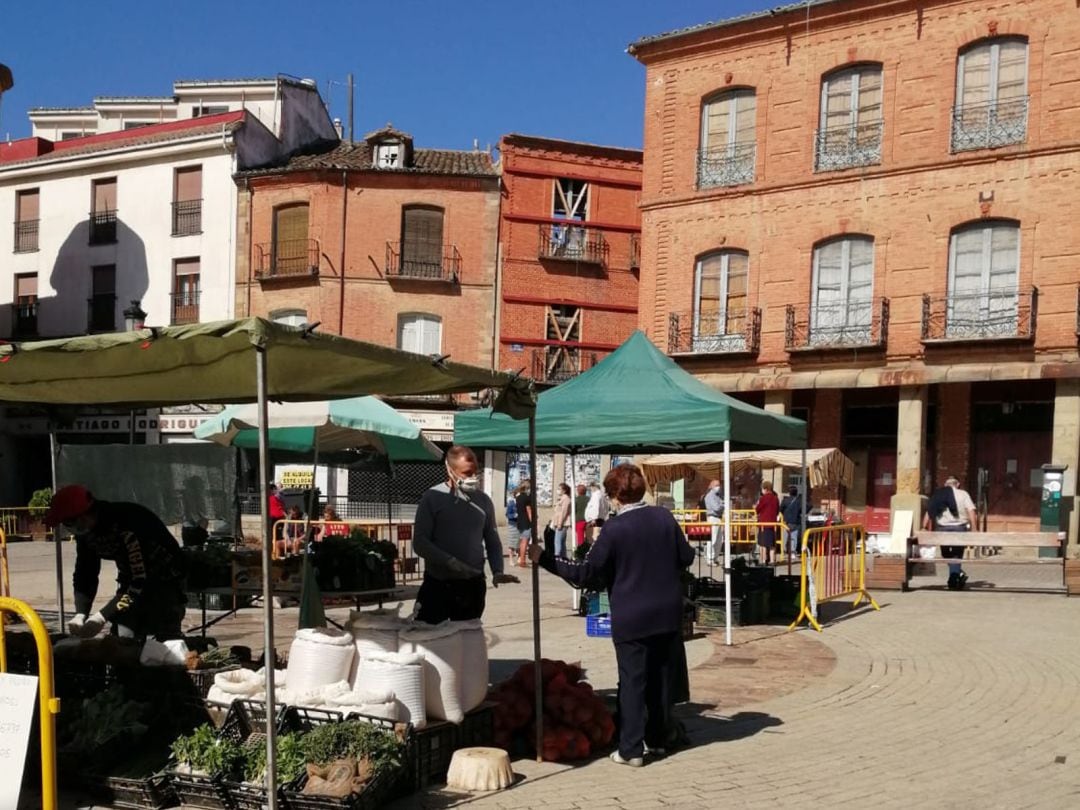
[271,518,419,583]
[789,523,879,632]
[0,506,53,541]
[0,595,61,810]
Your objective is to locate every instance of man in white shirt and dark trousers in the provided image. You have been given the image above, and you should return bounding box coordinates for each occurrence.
[922,475,978,591]
[702,480,724,565]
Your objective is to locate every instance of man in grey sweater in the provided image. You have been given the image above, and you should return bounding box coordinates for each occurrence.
[412,445,519,623]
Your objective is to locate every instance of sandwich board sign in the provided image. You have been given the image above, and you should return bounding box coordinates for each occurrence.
[0,672,38,810]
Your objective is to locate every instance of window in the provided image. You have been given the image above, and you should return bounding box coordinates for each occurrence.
[13,273,38,338]
[952,38,1028,151]
[553,178,588,221]
[172,166,202,236]
[946,221,1020,337]
[693,250,749,351]
[89,177,117,245]
[811,236,875,344]
[60,131,82,141]
[548,179,591,259]
[89,264,116,332]
[271,203,312,275]
[400,206,445,279]
[537,305,583,382]
[374,143,402,168]
[397,313,442,356]
[193,105,229,118]
[123,121,151,130]
[698,89,756,187]
[172,257,201,324]
[816,65,883,171]
[14,189,39,253]
[270,308,308,327]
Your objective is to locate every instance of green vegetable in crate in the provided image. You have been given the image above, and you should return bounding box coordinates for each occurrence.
[171,724,244,777]
[197,645,240,670]
[299,720,405,777]
[241,732,307,786]
[59,685,149,760]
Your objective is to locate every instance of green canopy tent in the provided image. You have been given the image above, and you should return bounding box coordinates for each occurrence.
[0,318,536,807]
[455,330,808,646]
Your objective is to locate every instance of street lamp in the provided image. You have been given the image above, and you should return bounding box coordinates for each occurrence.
[123,299,147,331]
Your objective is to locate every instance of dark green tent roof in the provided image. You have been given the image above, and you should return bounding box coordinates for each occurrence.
[455,330,806,452]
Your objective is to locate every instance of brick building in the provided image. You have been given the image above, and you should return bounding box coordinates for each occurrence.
[630,0,1080,536]
[497,134,642,381]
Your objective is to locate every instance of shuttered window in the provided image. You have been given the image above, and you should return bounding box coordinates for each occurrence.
[401,206,444,276]
[811,236,875,333]
[957,39,1027,109]
[694,250,749,338]
[397,313,442,356]
[15,273,37,303]
[947,221,1020,333]
[273,204,310,273]
[16,189,39,222]
[92,178,117,213]
[174,166,202,202]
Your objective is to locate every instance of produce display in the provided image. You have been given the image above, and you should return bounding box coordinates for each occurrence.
[312,528,397,592]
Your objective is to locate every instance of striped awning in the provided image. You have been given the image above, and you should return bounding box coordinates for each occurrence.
[640,447,855,489]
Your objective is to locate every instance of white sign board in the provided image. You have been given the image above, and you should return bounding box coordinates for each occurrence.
[0,672,39,810]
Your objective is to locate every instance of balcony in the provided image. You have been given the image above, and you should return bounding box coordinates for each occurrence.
[88,210,117,245]
[921,287,1037,344]
[696,142,756,189]
[630,233,640,270]
[530,348,597,384]
[86,294,116,333]
[538,224,608,267]
[814,120,883,172]
[255,238,320,279]
[385,242,461,283]
[785,298,890,352]
[171,289,201,325]
[12,302,37,339]
[14,220,39,253]
[668,308,761,356]
[951,97,1028,152]
[171,199,202,236]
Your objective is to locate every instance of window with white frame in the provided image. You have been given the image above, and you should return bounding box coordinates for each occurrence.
[398,313,442,356]
[946,221,1020,337]
[693,250,749,352]
[815,65,883,171]
[810,236,875,344]
[698,89,756,187]
[552,178,588,221]
[374,142,402,168]
[952,38,1028,151]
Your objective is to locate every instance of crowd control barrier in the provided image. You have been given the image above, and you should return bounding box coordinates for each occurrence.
[271,518,420,582]
[675,515,798,577]
[789,523,879,632]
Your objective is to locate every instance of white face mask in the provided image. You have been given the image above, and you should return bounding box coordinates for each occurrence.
[447,463,480,493]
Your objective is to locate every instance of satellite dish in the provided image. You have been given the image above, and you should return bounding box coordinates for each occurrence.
[0,64,13,93]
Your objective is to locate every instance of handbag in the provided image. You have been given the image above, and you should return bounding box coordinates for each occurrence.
[543,521,556,546]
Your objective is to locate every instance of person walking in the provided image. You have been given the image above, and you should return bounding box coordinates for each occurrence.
[702,479,724,565]
[922,475,977,590]
[755,480,781,565]
[573,483,589,549]
[552,482,572,558]
[584,481,610,542]
[779,485,803,556]
[513,479,534,567]
[529,463,695,767]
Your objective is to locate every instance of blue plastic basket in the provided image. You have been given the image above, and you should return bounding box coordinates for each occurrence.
[586,614,612,637]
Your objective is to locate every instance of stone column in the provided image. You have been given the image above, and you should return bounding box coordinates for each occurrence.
[891,385,927,533]
[1052,379,1080,550]
[764,391,792,489]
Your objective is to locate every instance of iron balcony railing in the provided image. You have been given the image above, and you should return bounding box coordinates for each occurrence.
[786,297,890,351]
[538,223,608,267]
[385,241,462,283]
[88,210,118,245]
[630,233,641,269]
[12,302,38,339]
[668,308,761,356]
[171,199,202,236]
[814,119,884,172]
[921,286,1037,343]
[696,142,756,188]
[255,238,320,279]
[14,219,39,253]
[171,288,201,325]
[951,96,1028,152]
[530,348,597,384]
[86,294,117,333]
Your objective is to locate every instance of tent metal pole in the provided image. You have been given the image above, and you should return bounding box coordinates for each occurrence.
[528,417,543,762]
[800,448,808,553]
[49,429,64,630]
[385,460,394,575]
[255,347,279,810]
[568,453,576,610]
[723,439,732,647]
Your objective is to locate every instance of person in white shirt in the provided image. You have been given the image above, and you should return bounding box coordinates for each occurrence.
[922,475,977,590]
[584,481,610,542]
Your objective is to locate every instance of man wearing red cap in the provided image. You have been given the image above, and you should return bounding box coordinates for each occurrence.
[46,484,187,641]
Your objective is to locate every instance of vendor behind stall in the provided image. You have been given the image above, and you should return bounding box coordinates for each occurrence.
[45,484,188,642]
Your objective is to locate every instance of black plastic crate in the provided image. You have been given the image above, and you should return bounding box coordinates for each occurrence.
[83,773,176,810]
[168,770,232,810]
[411,719,457,789]
[457,702,495,749]
[339,711,412,799]
[285,768,389,810]
[221,777,271,810]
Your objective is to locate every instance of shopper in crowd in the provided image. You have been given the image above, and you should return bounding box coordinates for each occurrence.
[573,482,589,548]
[923,475,977,590]
[584,480,610,541]
[552,482,572,558]
[779,485,803,556]
[530,463,695,767]
[702,479,724,565]
[319,504,350,538]
[755,480,781,565]
[513,479,534,567]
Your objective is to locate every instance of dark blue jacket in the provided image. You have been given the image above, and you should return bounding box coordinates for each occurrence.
[539,505,695,642]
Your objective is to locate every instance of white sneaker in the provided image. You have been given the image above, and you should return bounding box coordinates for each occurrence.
[610,751,644,767]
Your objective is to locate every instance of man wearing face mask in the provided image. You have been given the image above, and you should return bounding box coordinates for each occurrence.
[412,445,520,623]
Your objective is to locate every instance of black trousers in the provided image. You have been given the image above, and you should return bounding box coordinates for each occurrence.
[415,575,487,624]
[614,631,676,759]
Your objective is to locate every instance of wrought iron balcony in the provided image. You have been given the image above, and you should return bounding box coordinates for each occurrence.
[696,142,756,188]
[255,238,320,279]
[951,96,1028,152]
[786,298,889,351]
[538,224,608,267]
[88,210,118,245]
[668,308,761,356]
[385,241,461,283]
[171,199,202,236]
[14,220,38,253]
[814,119,883,171]
[921,287,1036,343]
[630,233,640,269]
[12,302,37,339]
[530,348,597,384]
[171,288,201,325]
[86,294,117,333]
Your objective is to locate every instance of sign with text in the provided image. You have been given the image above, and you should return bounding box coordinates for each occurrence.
[0,672,39,809]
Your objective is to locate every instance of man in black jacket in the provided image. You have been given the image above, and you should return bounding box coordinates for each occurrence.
[45,485,188,641]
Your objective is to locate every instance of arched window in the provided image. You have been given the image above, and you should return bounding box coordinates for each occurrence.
[952,37,1028,151]
[810,236,875,343]
[946,220,1020,337]
[400,205,445,279]
[271,203,311,276]
[815,64,883,171]
[698,89,756,188]
[397,312,442,356]
[693,249,749,351]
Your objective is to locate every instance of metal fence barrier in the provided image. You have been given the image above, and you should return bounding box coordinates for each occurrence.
[789,523,879,632]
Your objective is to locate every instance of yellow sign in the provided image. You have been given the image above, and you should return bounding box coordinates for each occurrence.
[280,471,313,488]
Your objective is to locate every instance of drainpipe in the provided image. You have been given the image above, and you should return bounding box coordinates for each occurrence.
[244,177,254,319]
[491,174,504,370]
[339,170,348,335]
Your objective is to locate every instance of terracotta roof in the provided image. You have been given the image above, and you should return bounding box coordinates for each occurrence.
[502,133,642,161]
[243,140,498,178]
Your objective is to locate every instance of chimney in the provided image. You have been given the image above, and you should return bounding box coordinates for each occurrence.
[333,118,343,138]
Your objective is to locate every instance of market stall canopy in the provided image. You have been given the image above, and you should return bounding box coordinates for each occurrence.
[0,318,534,417]
[454,330,806,452]
[194,396,440,461]
[639,447,855,490]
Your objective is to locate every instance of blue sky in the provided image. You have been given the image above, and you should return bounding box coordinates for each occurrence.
[1,0,777,149]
